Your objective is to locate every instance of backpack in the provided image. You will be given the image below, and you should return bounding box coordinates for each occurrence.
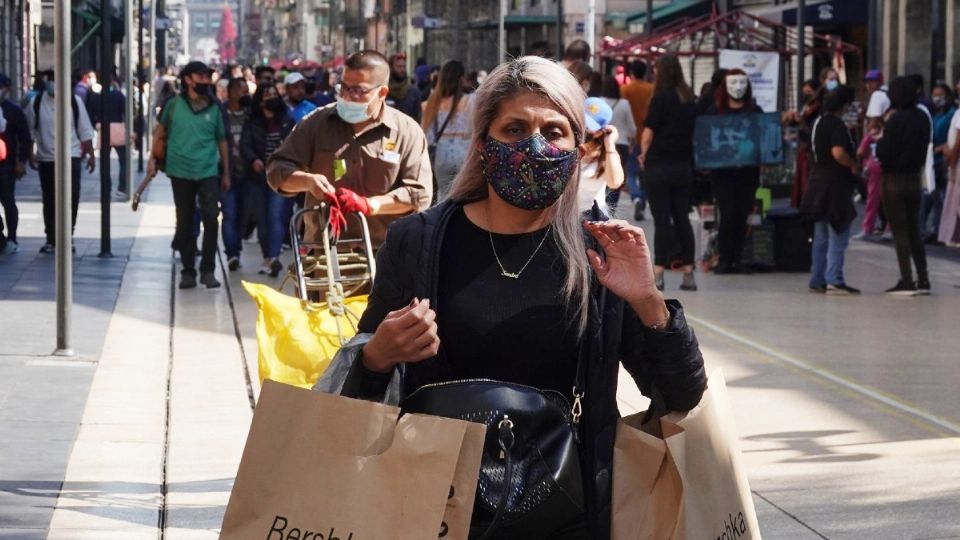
[151,95,181,172]
[33,93,80,136]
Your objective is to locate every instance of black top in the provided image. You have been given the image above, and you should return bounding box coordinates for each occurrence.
[877,107,932,174]
[644,90,696,164]
[800,113,857,231]
[436,207,579,395]
[0,99,32,168]
[811,113,855,178]
[347,200,707,540]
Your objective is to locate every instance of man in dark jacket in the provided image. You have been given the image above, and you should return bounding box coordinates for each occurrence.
[0,73,32,254]
[876,76,932,295]
[386,53,422,123]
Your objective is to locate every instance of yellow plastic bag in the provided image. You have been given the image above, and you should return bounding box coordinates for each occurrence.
[242,281,368,389]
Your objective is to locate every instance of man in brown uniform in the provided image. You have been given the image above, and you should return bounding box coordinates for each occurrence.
[266,50,432,247]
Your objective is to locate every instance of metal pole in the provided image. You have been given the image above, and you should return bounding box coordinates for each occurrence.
[867,0,879,71]
[556,0,563,59]
[125,0,135,199]
[138,0,145,172]
[99,0,113,257]
[646,0,653,37]
[148,0,157,151]
[499,0,506,64]
[797,0,805,109]
[948,0,955,86]
[586,0,595,68]
[54,0,74,356]
[237,0,244,61]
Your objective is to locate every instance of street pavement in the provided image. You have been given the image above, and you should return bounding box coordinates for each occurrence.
[1,173,959,539]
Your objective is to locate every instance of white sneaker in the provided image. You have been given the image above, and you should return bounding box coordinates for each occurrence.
[258,260,272,275]
[1,241,19,255]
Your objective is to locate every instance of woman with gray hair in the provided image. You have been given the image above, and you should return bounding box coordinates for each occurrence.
[339,56,705,539]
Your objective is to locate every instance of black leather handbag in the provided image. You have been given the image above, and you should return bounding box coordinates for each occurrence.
[401,377,586,540]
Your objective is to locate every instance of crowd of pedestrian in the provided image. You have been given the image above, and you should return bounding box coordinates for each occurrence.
[2,39,959,302]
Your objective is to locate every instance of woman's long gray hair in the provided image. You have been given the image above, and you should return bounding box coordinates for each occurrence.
[447,56,591,335]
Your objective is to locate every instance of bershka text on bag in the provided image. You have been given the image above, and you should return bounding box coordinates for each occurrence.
[266,515,353,540]
[714,511,748,540]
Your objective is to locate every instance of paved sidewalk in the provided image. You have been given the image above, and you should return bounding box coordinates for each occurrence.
[2,178,960,538]
[0,158,141,538]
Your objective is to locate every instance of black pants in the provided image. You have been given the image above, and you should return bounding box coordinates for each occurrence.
[713,175,759,267]
[0,167,18,244]
[644,160,695,267]
[38,159,82,245]
[882,172,928,283]
[170,176,220,276]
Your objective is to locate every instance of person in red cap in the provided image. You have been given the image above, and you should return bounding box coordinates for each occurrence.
[386,53,422,122]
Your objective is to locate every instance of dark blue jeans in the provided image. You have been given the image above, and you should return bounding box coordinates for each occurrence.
[623,144,646,204]
[111,145,128,193]
[220,174,247,258]
[0,167,17,245]
[256,181,286,259]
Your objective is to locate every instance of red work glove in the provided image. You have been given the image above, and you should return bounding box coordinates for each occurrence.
[323,191,348,241]
[335,187,371,216]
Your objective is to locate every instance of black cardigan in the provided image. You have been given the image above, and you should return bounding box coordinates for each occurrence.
[239,112,295,182]
[343,200,707,540]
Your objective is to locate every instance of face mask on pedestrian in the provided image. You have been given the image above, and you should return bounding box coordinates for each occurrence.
[336,93,377,124]
[726,75,749,101]
[265,97,286,114]
[479,133,580,210]
[932,95,947,108]
[825,79,839,91]
[191,78,212,96]
[45,81,55,97]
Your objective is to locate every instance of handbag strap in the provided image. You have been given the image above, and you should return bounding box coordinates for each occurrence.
[433,96,458,144]
[475,418,516,540]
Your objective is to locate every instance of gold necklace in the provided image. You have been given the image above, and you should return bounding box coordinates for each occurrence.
[488,228,551,279]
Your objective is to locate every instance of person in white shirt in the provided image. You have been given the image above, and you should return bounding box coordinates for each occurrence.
[864,69,890,132]
[24,69,96,254]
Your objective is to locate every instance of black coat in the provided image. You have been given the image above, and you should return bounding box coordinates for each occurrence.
[239,112,294,182]
[0,99,32,169]
[344,200,707,540]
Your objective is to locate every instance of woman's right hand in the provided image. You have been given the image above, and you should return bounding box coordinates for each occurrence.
[252,159,265,173]
[361,298,440,373]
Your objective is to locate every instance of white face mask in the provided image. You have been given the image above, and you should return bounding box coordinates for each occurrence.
[726,75,749,100]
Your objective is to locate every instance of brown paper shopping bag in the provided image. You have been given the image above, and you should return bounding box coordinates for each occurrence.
[221,380,485,540]
[611,413,683,540]
[612,369,761,540]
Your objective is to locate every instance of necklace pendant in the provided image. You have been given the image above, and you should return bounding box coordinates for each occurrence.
[500,270,520,279]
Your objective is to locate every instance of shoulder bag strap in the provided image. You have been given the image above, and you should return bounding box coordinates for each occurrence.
[433,96,457,144]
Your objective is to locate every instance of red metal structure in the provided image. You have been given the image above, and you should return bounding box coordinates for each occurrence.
[600,9,862,110]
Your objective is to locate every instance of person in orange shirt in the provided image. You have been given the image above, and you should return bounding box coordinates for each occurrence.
[619,60,653,221]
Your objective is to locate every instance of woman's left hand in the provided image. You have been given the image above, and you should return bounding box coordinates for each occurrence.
[584,220,659,304]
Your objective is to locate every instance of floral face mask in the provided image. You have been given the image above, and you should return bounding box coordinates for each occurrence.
[479,133,580,210]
